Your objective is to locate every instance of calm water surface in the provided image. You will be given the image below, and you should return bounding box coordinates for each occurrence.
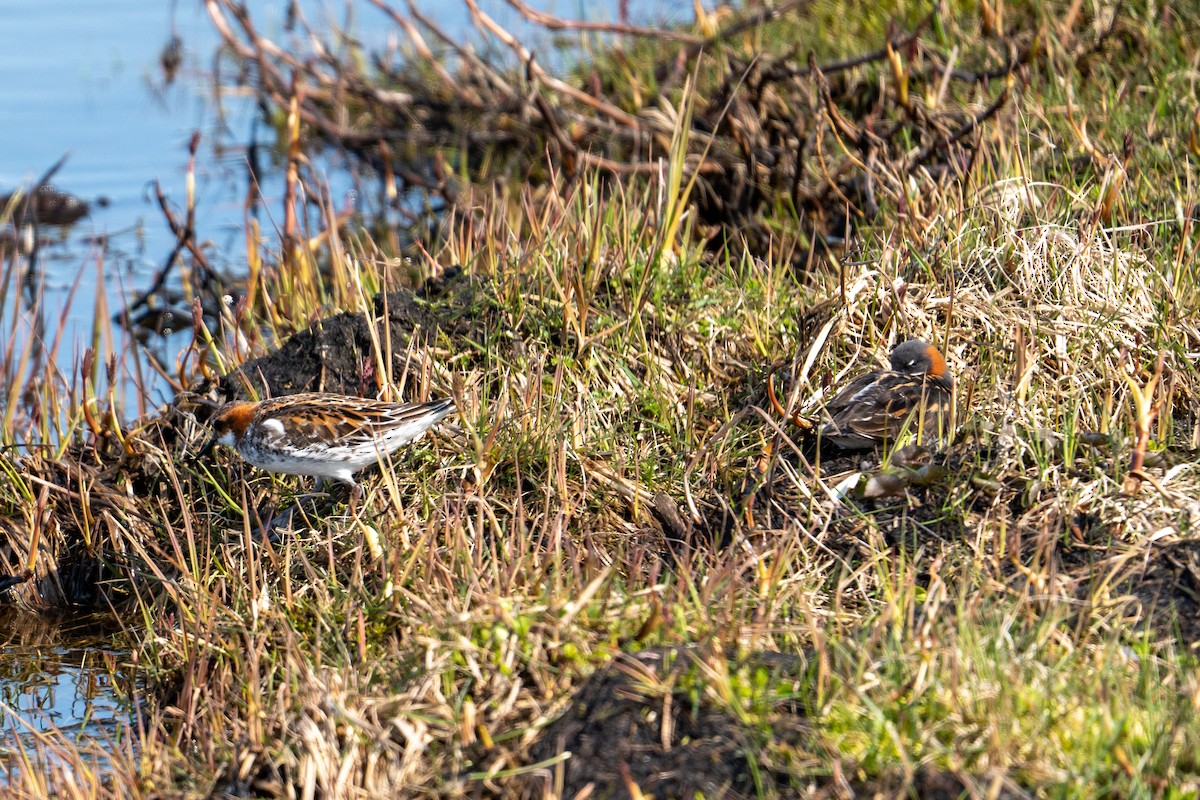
[2,1,286,417]
[0,610,140,782]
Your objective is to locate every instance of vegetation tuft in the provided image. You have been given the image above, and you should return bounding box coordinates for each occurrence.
[3,0,1200,796]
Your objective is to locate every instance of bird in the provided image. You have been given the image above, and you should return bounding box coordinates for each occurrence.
[818,339,954,449]
[202,392,456,489]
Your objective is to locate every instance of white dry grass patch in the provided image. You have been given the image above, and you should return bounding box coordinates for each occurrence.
[955,204,1161,408]
[953,196,1200,545]
[783,174,1199,555]
[937,191,1180,447]
[790,208,1162,424]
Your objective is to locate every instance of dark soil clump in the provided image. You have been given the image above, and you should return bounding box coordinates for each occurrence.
[1089,537,1200,645]
[214,268,488,401]
[523,648,773,799]
[846,766,1029,800]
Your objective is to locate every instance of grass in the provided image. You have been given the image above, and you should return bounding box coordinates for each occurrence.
[3,0,1200,796]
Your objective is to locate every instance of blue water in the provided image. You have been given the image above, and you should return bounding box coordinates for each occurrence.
[0,1,278,417]
[0,611,140,784]
[1,1,245,264]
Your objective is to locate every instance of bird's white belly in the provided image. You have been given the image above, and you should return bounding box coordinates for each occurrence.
[250,435,426,477]
[240,444,376,479]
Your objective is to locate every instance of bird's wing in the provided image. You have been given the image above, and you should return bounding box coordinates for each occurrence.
[259,395,454,447]
[824,371,884,413]
[368,399,456,441]
[252,396,356,447]
[826,374,950,439]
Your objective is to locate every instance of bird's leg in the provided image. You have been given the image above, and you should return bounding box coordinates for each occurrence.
[261,503,297,543]
[259,495,320,543]
[288,477,328,510]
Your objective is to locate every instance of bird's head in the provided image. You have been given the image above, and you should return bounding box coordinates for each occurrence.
[200,402,257,455]
[889,339,948,379]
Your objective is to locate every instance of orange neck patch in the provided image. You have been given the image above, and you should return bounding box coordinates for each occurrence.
[924,346,948,378]
[217,402,259,438]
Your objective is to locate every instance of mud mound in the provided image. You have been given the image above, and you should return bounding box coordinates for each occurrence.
[523,648,791,799]
[215,267,489,401]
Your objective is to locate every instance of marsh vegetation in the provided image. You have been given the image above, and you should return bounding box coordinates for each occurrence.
[3,0,1200,796]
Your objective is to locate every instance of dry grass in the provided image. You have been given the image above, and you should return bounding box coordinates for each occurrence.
[3,0,1200,797]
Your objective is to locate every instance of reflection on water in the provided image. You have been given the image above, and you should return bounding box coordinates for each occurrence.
[0,609,139,784]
